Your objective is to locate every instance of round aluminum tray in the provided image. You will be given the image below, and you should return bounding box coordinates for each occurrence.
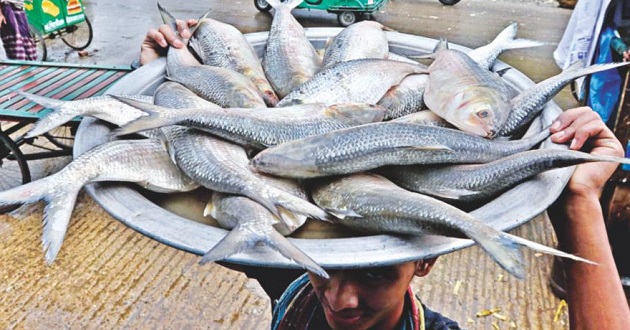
[74,28,572,269]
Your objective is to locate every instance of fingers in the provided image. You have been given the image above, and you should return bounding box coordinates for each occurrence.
[550,107,602,149]
[145,28,168,48]
[157,24,184,48]
[176,19,192,40]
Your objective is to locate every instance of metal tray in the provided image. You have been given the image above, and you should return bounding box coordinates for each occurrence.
[73,28,572,269]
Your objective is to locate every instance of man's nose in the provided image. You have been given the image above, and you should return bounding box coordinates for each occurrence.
[325,277,360,311]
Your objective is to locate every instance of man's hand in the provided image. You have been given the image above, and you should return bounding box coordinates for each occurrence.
[549,106,624,198]
[139,18,197,66]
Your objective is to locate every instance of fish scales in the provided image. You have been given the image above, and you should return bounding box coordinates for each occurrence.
[251,122,549,178]
[277,59,426,107]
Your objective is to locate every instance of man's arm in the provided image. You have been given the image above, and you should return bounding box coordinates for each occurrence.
[549,107,630,329]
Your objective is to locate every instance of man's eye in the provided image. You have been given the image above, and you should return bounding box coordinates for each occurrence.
[365,271,386,280]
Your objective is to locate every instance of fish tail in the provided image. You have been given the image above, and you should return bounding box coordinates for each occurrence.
[157,3,178,31]
[267,229,329,278]
[199,225,253,264]
[493,23,546,51]
[266,0,304,10]
[18,91,73,138]
[469,228,527,279]
[110,97,176,136]
[0,176,81,264]
[503,232,596,265]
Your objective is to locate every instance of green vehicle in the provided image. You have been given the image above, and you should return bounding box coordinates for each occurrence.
[254,0,460,27]
[24,0,93,61]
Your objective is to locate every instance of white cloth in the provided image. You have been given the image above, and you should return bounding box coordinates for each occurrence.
[554,0,611,69]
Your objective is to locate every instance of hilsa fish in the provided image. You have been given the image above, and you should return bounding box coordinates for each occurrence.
[311,173,593,279]
[158,4,267,108]
[499,60,630,137]
[263,0,321,98]
[383,148,630,203]
[277,59,427,107]
[0,139,198,264]
[189,18,279,106]
[112,97,385,148]
[18,91,152,138]
[201,192,328,279]
[251,122,550,178]
[423,43,511,138]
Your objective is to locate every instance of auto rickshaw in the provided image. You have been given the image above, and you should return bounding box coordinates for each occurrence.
[24,0,93,61]
[254,0,461,27]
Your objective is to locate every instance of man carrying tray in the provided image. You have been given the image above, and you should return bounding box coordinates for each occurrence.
[140,22,630,329]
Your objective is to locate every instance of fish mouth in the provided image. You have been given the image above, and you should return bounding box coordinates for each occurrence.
[250,150,320,178]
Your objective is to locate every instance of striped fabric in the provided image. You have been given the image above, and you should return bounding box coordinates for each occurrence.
[1,2,37,61]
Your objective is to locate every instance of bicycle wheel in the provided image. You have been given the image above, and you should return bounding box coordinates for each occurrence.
[0,130,31,213]
[28,24,47,61]
[61,16,93,50]
[43,125,76,150]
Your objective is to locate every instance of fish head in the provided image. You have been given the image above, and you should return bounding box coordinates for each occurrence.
[326,103,386,125]
[251,142,322,178]
[254,79,280,107]
[446,89,509,138]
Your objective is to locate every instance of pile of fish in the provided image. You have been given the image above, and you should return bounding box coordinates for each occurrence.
[2,0,630,280]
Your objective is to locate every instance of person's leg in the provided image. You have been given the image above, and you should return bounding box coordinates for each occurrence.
[0,4,36,60]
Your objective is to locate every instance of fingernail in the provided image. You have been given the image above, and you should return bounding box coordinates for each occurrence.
[174,40,183,48]
[569,138,577,149]
[550,121,560,131]
[553,131,565,139]
[183,29,191,37]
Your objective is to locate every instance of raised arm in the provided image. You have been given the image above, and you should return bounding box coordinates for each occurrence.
[548,107,630,329]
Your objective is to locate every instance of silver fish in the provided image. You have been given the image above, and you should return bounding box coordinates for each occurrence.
[189,18,279,106]
[377,24,544,120]
[312,173,592,279]
[201,192,328,278]
[158,4,267,108]
[0,138,198,263]
[321,21,390,68]
[499,60,630,137]
[383,148,630,203]
[152,81,327,227]
[263,0,321,98]
[19,91,152,138]
[113,98,385,148]
[276,59,427,107]
[251,122,550,178]
[423,46,511,138]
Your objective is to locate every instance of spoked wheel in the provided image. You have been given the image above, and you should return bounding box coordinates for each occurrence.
[0,130,31,214]
[28,24,47,61]
[254,0,272,12]
[337,11,358,27]
[61,16,93,50]
[43,125,76,150]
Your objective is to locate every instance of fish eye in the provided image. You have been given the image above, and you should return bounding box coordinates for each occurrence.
[477,110,489,119]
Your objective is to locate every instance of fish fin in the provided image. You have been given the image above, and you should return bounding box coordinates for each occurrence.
[268,187,332,222]
[396,145,453,152]
[560,61,630,80]
[503,233,597,265]
[110,97,177,136]
[42,191,80,264]
[267,230,329,279]
[266,0,304,10]
[203,200,215,218]
[323,208,363,220]
[188,9,211,37]
[199,226,253,264]
[0,175,55,211]
[275,207,307,233]
[494,67,512,77]
[381,24,396,32]
[434,38,449,52]
[426,188,480,200]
